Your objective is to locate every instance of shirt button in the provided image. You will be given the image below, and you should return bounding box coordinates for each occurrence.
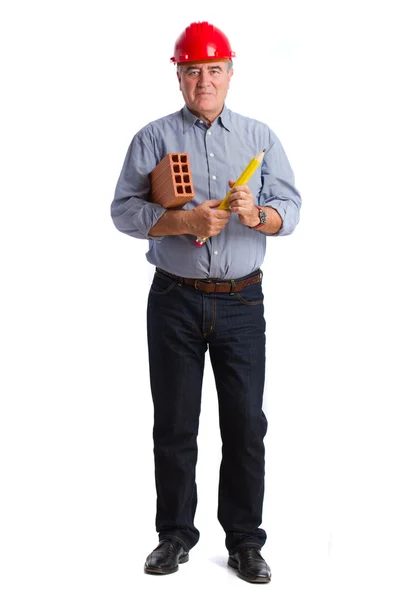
[214,250,219,255]
[207,131,212,136]
[199,120,204,123]
[212,175,216,180]
[210,153,214,157]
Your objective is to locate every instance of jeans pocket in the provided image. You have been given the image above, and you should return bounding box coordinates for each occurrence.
[150,273,178,296]
[235,282,264,306]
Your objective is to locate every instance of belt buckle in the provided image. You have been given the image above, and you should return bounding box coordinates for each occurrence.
[229,279,236,295]
[194,279,209,290]
[195,279,211,291]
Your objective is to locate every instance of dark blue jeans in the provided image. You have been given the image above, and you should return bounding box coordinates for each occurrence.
[146,269,268,553]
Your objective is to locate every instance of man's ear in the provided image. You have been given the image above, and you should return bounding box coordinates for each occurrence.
[177,71,181,89]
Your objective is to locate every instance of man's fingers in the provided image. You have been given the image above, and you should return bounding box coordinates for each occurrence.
[214,209,231,219]
[206,199,223,207]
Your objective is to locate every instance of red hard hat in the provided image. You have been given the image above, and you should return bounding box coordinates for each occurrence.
[170,21,236,64]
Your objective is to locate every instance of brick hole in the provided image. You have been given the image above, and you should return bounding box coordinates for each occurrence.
[176,185,184,193]
[171,155,179,162]
[183,175,190,183]
[180,155,187,163]
[175,175,182,183]
[174,165,180,173]
[185,186,192,193]
[181,165,188,172]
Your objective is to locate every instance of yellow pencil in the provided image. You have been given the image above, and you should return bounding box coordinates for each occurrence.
[195,151,265,246]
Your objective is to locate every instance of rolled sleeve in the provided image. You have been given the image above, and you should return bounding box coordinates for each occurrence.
[258,129,302,236]
[111,130,166,240]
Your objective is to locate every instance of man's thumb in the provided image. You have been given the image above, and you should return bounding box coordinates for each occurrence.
[207,199,222,207]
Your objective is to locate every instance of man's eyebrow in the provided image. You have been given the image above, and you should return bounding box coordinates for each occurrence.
[185,64,224,72]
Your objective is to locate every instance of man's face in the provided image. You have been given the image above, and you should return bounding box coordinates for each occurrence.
[177,60,233,122]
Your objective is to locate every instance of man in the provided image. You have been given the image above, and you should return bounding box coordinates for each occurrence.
[111,21,301,583]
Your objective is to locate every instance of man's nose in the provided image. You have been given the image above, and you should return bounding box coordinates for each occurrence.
[197,70,210,86]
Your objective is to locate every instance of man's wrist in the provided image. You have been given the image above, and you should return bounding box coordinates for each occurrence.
[249,206,267,229]
[250,206,261,228]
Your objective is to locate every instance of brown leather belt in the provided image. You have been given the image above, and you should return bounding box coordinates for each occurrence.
[156,268,262,294]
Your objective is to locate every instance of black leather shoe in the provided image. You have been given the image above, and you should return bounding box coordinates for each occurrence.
[228,547,271,583]
[144,540,189,575]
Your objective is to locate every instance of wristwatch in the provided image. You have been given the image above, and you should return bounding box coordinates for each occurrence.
[253,206,267,229]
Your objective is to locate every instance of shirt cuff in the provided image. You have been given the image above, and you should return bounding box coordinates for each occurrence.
[263,197,298,236]
[136,203,167,240]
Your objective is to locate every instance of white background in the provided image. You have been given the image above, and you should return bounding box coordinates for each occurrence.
[1,1,393,598]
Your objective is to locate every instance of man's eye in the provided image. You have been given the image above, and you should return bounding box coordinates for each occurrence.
[188,70,199,77]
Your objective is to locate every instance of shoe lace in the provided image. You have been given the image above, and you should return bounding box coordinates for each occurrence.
[243,548,261,566]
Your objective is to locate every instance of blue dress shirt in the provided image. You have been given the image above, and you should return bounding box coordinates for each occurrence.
[111,105,301,279]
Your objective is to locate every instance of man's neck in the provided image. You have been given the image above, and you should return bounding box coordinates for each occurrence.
[187,105,224,126]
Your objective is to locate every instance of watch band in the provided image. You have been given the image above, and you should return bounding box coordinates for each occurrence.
[253,206,267,229]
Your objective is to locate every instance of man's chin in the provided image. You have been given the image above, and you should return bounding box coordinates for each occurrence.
[195,99,215,110]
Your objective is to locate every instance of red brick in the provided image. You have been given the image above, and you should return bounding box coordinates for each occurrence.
[150,153,194,208]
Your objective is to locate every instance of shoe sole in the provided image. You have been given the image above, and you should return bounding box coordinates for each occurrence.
[228,557,271,584]
[144,553,189,575]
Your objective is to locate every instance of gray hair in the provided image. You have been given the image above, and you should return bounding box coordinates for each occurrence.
[177,60,233,74]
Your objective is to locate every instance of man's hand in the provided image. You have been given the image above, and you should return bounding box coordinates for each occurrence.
[225,180,259,228]
[225,179,283,234]
[188,199,231,238]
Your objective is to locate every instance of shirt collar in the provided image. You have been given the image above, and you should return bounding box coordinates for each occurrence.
[181,104,232,133]
[218,105,231,132]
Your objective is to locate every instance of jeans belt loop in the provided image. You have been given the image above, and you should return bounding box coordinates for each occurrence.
[194,280,200,290]
[230,280,236,295]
